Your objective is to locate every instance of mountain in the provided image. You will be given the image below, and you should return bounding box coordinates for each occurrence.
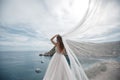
[40,40,120,57]
[67,40,120,57]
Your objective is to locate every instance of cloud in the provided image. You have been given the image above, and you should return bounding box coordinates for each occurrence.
[0,0,120,51]
[0,0,90,51]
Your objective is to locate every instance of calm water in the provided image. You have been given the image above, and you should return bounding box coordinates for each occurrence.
[0,51,51,80]
[0,51,113,80]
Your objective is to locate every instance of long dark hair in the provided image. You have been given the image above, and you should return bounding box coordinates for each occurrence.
[57,35,65,51]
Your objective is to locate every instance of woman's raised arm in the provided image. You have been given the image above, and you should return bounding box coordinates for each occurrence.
[50,34,58,46]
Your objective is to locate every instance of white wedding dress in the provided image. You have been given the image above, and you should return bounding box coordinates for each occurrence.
[43,47,75,80]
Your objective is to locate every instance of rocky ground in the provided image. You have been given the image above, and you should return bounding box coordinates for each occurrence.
[85,60,120,80]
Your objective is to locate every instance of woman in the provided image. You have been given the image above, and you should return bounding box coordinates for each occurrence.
[43,34,75,80]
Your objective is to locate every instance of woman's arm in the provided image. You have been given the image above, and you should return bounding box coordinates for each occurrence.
[50,34,58,46]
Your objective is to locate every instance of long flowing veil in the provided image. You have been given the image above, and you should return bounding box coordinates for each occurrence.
[62,38,89,80]
[60,0,120,80]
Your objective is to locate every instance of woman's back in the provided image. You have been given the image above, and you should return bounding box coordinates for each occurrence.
[55,46,65,54]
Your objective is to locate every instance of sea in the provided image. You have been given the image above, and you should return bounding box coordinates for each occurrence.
[0,51,119,80]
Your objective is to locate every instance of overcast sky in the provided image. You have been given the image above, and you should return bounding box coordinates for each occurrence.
[0,0,120,51]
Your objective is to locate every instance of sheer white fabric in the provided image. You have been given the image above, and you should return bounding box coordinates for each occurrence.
[61,0,120,79]
[61,0,120,59]
[63,38,89,80]
[63,0,120,42]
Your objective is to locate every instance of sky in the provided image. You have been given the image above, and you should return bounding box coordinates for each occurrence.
[0,0,120,51]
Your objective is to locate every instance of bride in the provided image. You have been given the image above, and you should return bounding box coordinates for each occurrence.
[43,34,89,80]
[43,34,75,80]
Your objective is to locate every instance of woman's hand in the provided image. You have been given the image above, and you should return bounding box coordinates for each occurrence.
[55,34,59,37]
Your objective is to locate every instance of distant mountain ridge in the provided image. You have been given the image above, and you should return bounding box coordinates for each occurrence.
[67,40,120,57]
[40,40,120,57]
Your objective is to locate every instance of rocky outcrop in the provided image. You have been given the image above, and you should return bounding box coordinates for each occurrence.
[39,46,55,56]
